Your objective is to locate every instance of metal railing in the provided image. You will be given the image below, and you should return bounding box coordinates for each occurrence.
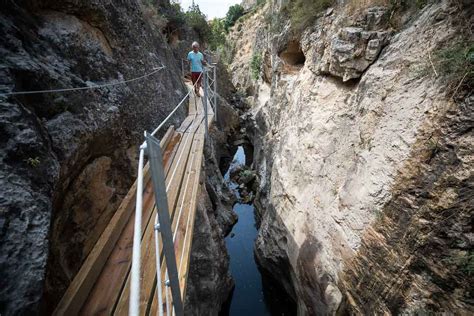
[129,64,217,316]
[206,64,218,125]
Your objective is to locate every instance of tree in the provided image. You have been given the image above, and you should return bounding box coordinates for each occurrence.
[224,4,244,31]
[209,18,226,51]
[185,3,211,41]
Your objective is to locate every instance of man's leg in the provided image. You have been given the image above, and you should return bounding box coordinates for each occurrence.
[196,72,202,96]
[191,72,199,95]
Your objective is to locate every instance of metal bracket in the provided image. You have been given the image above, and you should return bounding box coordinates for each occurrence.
[145,132,184,316]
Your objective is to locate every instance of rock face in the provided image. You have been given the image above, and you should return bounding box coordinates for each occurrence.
[226,4,268,93]
[302,6,391,81]
[241,0,258,11]
[339,96,474,313]
[228,0,473,314]
[0,1,187,314]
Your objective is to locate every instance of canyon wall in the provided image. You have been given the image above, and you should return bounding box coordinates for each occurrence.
[0,1,188,314]
[228,0,473,314]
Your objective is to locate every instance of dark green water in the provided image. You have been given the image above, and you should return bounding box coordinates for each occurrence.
[220,146,296,316]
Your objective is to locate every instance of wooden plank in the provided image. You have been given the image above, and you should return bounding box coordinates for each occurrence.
[149,124,205,316]
[113,130,198,316]
[53,178,139,316]
[147,92,213,314]
[80,129,187,316]
[188,95,198,115]
[77,128,177,316]
[54,127,175,316]
[79,180,155,316]
[178,132,205,301]
[176,116,194,133]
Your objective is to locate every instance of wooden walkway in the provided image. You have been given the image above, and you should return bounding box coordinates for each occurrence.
[54,84,213,315]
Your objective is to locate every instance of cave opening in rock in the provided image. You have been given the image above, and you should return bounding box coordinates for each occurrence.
[279,40,306,70]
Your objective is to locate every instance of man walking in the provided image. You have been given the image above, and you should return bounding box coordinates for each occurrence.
[187,41,207,96]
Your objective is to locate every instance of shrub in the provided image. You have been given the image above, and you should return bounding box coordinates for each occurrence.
[219,40,236,65]
[434,41,474,97]
[209,18,226,51]
[347,0,428,10]
[224,4,245,31]
[141,0,169,32]
[286,0,334,31]
[185,4,211,42]
[250,52,263,80]
[162,2,186,28]
[24,157,40,168]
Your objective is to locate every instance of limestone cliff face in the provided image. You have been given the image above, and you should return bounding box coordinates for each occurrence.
[228,0,473,314]
[0,1,187,314]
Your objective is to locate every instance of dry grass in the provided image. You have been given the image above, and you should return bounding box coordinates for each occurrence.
[346,0,428,14]
[142,3,169,32]
[346,0,391,13]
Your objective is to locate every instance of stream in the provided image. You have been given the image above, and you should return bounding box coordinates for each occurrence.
[220,146,296,316]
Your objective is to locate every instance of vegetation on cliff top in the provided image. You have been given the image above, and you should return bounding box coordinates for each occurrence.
[224,4,245,31]
[286,0,334,31]
[184,3,211,41]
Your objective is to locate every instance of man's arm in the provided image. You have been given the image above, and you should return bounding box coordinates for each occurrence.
[201,53,207,66]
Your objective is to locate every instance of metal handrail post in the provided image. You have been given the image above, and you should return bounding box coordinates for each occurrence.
[145,132,184,316]
[213,65,217,124]
[203,71,209,138]
[129,146,146,316]
[153,214,164,316]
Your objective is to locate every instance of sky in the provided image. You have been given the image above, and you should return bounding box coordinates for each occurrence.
[177,0,242,19]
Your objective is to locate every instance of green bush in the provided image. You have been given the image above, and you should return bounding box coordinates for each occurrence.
[209,18,226,51]
[163,3,186,28]
[250,52,263,80]
[434,41,474,97]
[219,40,236,65]
[286,0,334,31]
[185,4,211,42]
[224,4,245,31]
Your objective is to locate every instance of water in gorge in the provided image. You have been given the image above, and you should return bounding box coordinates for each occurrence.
[220,146,296,316]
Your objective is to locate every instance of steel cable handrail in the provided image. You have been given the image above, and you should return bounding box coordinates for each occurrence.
[0,65,166,97]
[151,71,203,136]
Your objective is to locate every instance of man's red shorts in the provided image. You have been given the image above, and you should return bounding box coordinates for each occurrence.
[191,72,202,85]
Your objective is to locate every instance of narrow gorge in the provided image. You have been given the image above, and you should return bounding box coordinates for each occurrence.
[0,0,472,315]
